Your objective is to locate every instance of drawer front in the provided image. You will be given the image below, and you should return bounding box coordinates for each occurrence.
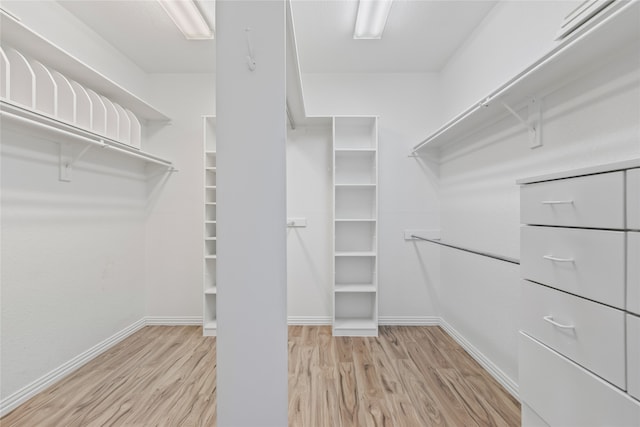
[520,171,624,228]
[519,332,640,427]
[520,280,626,388]
[629,232,640,315]
[629,314,640,401]
[628,169,640,230]
[521,226,626,308]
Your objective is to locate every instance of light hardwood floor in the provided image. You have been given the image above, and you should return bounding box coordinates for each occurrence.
[1,325,520,426]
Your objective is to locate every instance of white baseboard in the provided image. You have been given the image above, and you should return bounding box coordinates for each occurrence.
[439,319,519,400]
[145,316,202,325]
[0,318,146,418]
[379,316,440,326]
[287,316,332,325]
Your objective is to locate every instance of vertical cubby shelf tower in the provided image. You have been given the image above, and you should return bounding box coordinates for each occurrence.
[203,116,217,336]
[332,116,379,337]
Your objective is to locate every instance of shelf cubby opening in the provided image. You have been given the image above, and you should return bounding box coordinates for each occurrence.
[30,59,56,117]
[334,292,376,323]
[335,256,375,285]
[206,171,217,186]
[204,258,217,287]
[86,88,106,135]
[205,187,216,200]
[335,150,375,185]
[335,186,376,220]
[335,221,376,253]
[334,116,377,149]
[205,152,217,168]
[70,80,92,130]
[205,222,217,238]
[51,71,75,124]
[205,240,217,256]
[206,205,217,221]
[6,47,35,109]
[102,96,119,140]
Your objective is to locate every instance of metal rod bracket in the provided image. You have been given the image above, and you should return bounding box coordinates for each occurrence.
[501,98,542,149]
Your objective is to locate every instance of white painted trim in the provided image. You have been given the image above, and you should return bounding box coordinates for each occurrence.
[379,316,440,326]
[439,318,520,400]
[287,316,332,325]
[0,318,146,418]
[145,316,202,325]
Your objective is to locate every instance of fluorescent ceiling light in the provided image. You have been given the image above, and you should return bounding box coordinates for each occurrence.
[354,0,394,39]
[158,0,213,40]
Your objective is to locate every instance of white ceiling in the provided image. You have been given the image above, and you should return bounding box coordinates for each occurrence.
[292,0,497,73]
[57,0,216,73]
[57,0,496,75]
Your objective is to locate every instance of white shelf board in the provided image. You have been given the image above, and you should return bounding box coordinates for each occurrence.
[205,151,217,155]
[205,237,217,241]
[335,251,376,257]
[412,0,640,155]
[0,11,169,122]
[206,202,217,206]
[205,255,217,260]
[206,167,217,171]
[205,220,216,224]
[205,287,217,295]
[1,101,173,167]
[333,318,377,332]
[205,185,216,189]
[335,148,377,152]
[334,284,376,293]
[335,183,376,188]
[335,218,376,222]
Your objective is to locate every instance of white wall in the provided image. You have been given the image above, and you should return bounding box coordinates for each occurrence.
[0,129,147,401]
[302,73,443,321]
[286,126,333,322]
[143,73,215,319]
[437,42,640,390]
[1,0,150,101]
[440,0,581,122]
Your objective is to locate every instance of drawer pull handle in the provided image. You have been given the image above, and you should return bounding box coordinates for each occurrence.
[543,315,575,330]
[541,200,574,205]
[543,255,574,263]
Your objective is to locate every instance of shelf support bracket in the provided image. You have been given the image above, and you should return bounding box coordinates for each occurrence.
[59,142,104,182]
[501,98,542,149]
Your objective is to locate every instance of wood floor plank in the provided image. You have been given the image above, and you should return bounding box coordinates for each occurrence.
[2,325,519,426]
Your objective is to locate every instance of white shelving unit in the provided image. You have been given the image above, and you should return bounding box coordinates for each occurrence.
[203,116,217,337]
[332,116,379,337]
[411,0,639,158]
[0,10,173,174]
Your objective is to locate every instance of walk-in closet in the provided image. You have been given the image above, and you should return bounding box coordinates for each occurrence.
[1,1,639,426]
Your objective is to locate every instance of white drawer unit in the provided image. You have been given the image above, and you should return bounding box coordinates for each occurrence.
[521,225,626,309]
[519,159,640,426]
[629,314,640,401]
[629,232,640,316]
[520,171,625,229]
[628,168,640,230]
[519,333,640,427]
[520,280,626,388]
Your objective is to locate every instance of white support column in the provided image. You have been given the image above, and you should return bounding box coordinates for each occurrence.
[216,1,287,426]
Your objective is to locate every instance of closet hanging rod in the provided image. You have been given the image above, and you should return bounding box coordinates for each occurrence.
[1,109,106,148]
[0,108,174,168]
[410,235,520,265]
[104,144,172,167]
